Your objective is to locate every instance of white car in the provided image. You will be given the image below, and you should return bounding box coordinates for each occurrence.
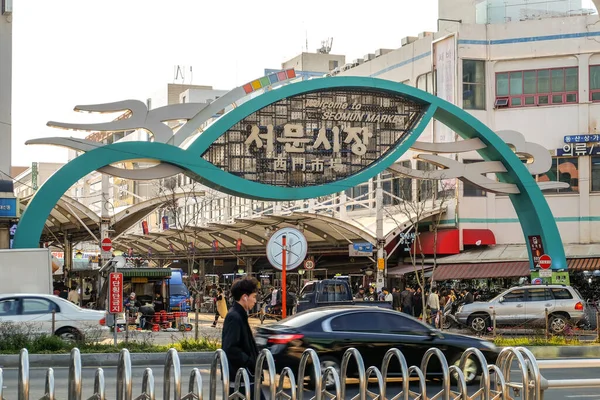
[0,293,110,341]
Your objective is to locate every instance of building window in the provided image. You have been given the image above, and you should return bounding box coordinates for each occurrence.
[416,72,434,94]
[536,157,579,193]
[417,160,435,201]
[462,160,486,197]
[495,67,578,107]
[382,162,412,205]
[591,65,600,102]
[329,60,339,70]
[592,156,600,192]
[463,60,485,110]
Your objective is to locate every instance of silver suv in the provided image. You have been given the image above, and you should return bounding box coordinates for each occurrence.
[456,285,585,334]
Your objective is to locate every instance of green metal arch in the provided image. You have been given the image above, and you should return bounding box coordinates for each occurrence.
[13,76,566,270]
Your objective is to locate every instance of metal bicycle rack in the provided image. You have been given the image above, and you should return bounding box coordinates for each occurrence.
[3,345,600,399]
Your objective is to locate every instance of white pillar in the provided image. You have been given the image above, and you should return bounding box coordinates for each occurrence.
[0,13,11,176]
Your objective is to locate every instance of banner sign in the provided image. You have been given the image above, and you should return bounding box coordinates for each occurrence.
[109,272,123,314]
[564,135,600,143]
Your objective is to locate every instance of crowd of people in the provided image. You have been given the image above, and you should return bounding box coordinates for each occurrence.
[354,285,475,328]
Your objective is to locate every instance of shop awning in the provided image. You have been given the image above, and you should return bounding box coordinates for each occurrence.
[410,229,460,255]
[118,268,172,278]
[388,264,433,277]
[463,229,496,246]
[432,262,530,281]
[568,258,600,271]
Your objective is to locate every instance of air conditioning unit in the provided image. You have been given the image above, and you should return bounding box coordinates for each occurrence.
[353,59,364,66]
[363,53,376,62]
[342,63,354,71]
[494,97,509,108]
[2,0,12,15]
[418,31,434,39]
[401,36,418,46]
[331,67,341,75]
[375,48,392,58]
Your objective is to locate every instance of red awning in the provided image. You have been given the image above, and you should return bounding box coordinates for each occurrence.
[432,262,530,281]
[388,264,433,277]
[463,229,496,246]
[568,258,600,271]
[411,229,460,255]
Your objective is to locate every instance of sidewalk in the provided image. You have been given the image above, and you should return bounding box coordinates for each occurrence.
[102,312,274,346]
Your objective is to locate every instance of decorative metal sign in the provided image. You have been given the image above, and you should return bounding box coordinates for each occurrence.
[202,89,426,187]
[14,76,567,272]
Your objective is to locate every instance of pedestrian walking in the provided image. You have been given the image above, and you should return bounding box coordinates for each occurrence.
[211,287,228,327]
[221,277,266,399]
[400,287,414,316]
[427,288,441,328]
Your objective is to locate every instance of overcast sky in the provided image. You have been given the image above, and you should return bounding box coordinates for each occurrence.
[10,0,439,166]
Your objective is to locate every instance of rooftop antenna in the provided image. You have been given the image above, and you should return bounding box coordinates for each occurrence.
[174,65,185,84]
[317,37,333,54]
[305,30,308,52]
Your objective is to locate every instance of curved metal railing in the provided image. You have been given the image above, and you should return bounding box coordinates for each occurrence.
[4,344,600,399]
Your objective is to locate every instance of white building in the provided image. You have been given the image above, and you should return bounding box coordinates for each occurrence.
[327,0,600,279]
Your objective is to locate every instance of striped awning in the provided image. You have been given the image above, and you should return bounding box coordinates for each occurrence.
[567,258,600,271]
[118,268,172,278]
[432,262,530,281]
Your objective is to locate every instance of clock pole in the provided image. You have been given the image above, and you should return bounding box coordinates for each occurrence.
[282,235,287,319]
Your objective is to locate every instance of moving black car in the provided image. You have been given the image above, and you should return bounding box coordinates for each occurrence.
[255,306,499,386]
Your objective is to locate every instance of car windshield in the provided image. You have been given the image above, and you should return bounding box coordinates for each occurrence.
[170,285,189,296]
[271,309,333,328]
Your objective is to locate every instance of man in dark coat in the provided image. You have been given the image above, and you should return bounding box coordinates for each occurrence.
[221,277,265,399]
[400,287,414,316]
[392,287,402,311]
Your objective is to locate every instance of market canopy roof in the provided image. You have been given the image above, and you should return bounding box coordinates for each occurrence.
[19,192,202,245]
[115,212,378,259]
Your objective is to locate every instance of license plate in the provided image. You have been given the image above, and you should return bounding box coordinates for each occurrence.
[256,337,267,346]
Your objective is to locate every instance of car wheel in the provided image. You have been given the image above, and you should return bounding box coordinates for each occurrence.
[467,314,489,334]
[450,354,479,385]
[308,356,341,390]
[549,314,568,334]
[55,327,84,342]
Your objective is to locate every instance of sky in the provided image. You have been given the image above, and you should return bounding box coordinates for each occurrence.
[10,0,438,167]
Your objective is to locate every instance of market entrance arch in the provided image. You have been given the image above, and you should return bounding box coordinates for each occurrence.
[13,76,566,270]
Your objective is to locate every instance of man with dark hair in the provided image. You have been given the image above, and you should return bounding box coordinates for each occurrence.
[221,277,265,399]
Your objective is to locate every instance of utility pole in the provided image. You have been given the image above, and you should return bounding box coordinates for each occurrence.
[375,174,386,292]
[99,174,111,309]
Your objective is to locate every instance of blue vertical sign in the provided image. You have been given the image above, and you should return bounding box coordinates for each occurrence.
[0,198,17,218]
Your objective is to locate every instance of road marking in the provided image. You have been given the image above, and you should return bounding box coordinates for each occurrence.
[565,395,600,398]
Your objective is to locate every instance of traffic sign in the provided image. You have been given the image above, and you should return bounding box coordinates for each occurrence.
[266,227,307,271]
[349,242,373,257]
[101,237,112,252]
[539,254,552,270]
[304,259,315,270]
[108,272,123,313]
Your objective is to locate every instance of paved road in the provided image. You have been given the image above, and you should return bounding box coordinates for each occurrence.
[3,363,600,399]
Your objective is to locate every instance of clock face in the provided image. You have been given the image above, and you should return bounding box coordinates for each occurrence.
[266,227,308,271]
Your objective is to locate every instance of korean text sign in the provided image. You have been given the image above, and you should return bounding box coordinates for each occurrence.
[109,273,123,313]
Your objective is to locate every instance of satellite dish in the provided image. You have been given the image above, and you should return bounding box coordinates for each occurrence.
[114,256,126,269]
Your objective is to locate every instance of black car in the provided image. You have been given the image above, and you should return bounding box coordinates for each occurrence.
[255,306,499,386]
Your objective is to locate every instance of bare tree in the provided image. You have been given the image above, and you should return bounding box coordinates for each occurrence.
[385,168,454,324]
[152,175,220,338]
